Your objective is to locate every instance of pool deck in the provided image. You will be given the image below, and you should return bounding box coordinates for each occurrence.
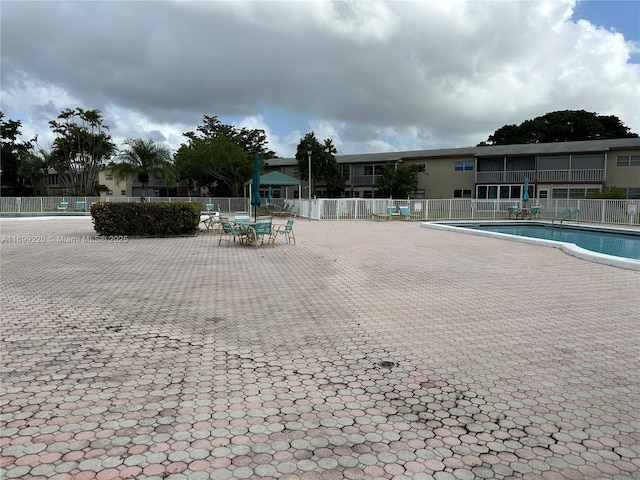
[1,217,639,479]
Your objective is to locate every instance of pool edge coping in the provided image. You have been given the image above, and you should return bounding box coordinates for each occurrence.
[422,220,640,272]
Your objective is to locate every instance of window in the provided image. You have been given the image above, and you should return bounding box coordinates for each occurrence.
[341,165,350,180]
[48,174,59,185]
[105,174,113,181]
[453,189,472,198]
[411,189,426,199]
[454,161,474,171]
[107,190,113,196]
[121,190,126,196]
[571,154,604,169]
[617,155,640,167]
[626,188,640,199]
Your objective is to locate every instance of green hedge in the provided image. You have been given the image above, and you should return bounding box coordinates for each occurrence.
[91,202,201,236]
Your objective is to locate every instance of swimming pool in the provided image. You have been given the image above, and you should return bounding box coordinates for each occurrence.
[424,221,640,270]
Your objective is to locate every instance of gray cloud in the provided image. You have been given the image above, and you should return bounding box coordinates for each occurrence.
[1,0,638,157]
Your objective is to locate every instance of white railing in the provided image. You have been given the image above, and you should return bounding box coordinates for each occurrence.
[1,197,638,226]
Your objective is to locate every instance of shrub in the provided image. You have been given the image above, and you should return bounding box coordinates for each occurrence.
[91,202,201,236]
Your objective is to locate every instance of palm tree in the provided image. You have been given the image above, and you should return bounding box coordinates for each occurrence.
[110,138,174,201]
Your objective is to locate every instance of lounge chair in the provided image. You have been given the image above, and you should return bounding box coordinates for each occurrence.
[508,205,519,219]
[201,204,221,231]
[398,205,411,220]
[57,202,69,211]
[273,217,296,245]
[75,201,85,211]
[387,205,400,219]
[218,216,248,247]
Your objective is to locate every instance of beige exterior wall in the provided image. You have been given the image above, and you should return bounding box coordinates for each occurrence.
[409,156,476,199]
[605,148,640,189]
[98,168,132,198]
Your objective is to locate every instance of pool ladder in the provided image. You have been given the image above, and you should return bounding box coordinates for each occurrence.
[552,208,579,226]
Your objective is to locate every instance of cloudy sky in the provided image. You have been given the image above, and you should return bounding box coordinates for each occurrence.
[1,0,639,159]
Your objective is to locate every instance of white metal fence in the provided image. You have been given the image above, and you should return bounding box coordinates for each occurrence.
[1,196,638,226]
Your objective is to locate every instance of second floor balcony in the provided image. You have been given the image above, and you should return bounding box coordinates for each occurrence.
[476,169,605,183]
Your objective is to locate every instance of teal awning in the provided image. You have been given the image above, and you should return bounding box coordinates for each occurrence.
[245,171,301,186]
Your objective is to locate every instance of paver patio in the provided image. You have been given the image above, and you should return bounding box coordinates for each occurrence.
[1,217,639,479]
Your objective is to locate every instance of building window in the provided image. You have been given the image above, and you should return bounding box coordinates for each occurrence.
[121,190,126,196]
[617,155,640,167]
[341,165,350,180]
[48,174,59,185]
[105,174,113,181]
[453,189,472,198]
[626,188,640,199]
[454,161,474,171]
[107,190,113,196]
[411,189,426,199]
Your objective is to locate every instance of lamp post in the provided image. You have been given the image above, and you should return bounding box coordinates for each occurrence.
[307,148,312,220]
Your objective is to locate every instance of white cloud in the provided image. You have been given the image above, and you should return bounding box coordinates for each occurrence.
[1,0,638,159]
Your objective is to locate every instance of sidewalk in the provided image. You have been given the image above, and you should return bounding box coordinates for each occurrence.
[1,218,638,479]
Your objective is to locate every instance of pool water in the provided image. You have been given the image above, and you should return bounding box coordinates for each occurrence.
[461,224,640,260]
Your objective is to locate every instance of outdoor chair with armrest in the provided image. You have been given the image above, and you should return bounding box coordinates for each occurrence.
[58,201,69,211]
[246,216,275,247]
[273,217,296,245]
[234,211,251,227]
[387,204,400,219]
[218,216,248,247]
[398,205,412,220]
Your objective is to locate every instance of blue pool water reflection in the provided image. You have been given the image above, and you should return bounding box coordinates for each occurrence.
[454,224,640,260]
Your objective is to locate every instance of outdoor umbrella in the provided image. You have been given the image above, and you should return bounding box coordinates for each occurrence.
[523,177,530,206]
[250,154,262,221]
[267,185,273,204]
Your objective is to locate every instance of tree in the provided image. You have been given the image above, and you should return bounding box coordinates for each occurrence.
[479,110,638,145]
[295,132,345,197]
[175,115,274,196]
[587,186,626,199]
[48,108,117,195]
[17,147,52,196]
[0,112,34,195]
[376,163,426,198]
[109,138,174,201]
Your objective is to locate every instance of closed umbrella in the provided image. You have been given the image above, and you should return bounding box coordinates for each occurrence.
[267,185,273,204]
[523,177,530,206]
[251,154,262,221]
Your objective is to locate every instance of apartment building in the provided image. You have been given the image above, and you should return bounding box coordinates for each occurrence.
[265,138,640,201]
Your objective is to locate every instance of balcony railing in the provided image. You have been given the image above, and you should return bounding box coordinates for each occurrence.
[537,169,605,182]
[476,170,535,183]
[476,169,604,183]
[350,174,383,186]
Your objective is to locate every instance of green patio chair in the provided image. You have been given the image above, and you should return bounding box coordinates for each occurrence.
[273,217,296,245]
[218,217,248,247]
[57,201,69,211]
[398,205,411,220]
[246,216,274,247]
[234,211,251,227]
[387,204,400,219]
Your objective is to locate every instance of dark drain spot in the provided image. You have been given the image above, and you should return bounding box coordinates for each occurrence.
[378,361,397,368]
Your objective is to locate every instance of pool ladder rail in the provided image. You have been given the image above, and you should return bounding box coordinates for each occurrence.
[552,208,580,226]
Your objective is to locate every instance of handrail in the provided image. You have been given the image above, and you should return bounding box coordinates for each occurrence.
[552,208,580,226]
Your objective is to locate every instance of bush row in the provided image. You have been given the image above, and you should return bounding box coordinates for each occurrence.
[91,202,201,236]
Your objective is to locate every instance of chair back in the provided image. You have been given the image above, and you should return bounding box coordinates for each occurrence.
[234,211,250,226]
[387,205,397,214]
[399,205,410,216]
[219,217,234,233]
[284,218,294,231]
[254,216,272,236]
